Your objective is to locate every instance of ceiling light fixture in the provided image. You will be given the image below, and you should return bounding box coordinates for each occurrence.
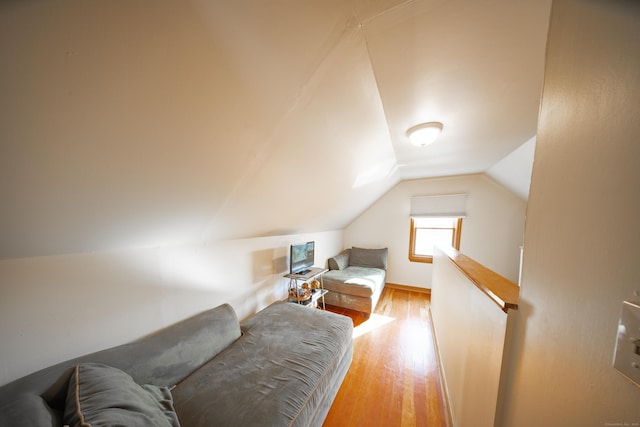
[407,122,444,147]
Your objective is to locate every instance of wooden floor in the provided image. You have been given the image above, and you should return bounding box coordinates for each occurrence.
[323,288,450,427]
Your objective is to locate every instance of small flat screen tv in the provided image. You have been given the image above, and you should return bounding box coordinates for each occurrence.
[290,241,315,274]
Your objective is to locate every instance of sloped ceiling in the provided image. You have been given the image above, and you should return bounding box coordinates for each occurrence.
[487,136,536,201]
[0,0,551,259]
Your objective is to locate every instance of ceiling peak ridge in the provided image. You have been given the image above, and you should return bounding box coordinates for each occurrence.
[354,0,417,27]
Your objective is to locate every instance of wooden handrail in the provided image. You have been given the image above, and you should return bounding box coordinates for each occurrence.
[438,246,519,312]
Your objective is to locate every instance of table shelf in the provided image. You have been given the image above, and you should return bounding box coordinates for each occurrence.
[285,267,328,309]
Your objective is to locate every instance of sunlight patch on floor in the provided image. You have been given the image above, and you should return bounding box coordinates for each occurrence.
[399,318,430,375]
[352,313,395,339]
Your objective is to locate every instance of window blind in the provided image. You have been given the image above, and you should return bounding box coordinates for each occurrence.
[410,194,468,218]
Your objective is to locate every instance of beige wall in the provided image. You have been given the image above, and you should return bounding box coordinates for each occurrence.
[499,1,640,425]
[431,249,513,427]
[0,230,343,387]
[344,174,526,288]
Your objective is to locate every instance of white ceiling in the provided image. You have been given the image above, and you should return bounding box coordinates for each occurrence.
[0,0,551,259]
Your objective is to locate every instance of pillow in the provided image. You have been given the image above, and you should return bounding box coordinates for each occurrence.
[349,247,388,269]
[0,393,61,427]
[328,249,350,270]
[63,363,181,427]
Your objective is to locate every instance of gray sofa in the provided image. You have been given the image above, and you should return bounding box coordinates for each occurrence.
[0,301,353,427]
[323,247,388,314]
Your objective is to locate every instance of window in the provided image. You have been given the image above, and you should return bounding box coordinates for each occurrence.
[409,217,462,263]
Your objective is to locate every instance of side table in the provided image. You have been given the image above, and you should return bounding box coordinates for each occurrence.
[284,267,328,309]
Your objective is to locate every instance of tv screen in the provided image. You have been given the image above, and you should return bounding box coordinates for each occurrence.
[290,241,315,274]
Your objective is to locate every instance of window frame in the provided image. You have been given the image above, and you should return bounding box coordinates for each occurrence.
[408,217,463,263]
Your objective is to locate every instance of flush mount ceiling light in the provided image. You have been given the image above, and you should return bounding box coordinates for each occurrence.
[407,122,444,147]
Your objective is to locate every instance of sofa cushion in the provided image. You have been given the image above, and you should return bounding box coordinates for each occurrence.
[119,303,242,388]
[323,266,386,298]
[0,394,61,427]
[63,363,181,427]
[349,247,388,269]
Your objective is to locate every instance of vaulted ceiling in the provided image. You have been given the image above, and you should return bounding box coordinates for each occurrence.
[0,0,551,259]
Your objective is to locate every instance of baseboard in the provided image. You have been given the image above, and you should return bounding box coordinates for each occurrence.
[385,282,431,294]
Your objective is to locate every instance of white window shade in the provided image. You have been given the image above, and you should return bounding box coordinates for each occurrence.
[410,194,468,218]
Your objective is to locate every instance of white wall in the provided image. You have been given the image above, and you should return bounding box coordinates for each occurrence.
[343,174,526,288]
[499,1,640,425]
[0,230,342,387]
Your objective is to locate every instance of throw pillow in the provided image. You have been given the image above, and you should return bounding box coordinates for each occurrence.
[63,362,181,427]
[349,247,388,269]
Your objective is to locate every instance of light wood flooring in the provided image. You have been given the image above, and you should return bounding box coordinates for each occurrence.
[323,287,450,427]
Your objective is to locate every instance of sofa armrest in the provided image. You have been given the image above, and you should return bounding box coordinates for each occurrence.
[328,249,351,270]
